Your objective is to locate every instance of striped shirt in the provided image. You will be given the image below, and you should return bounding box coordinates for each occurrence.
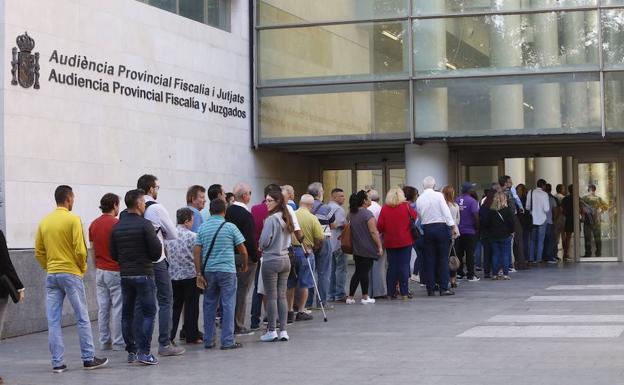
[195,215,245,274]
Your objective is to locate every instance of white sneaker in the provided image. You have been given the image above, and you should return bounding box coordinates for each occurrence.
[467,277,480,282]
[361,297,375,304]
[508,268,517,273]
[345,298,356,305]
[278,331,289,341]
[260,330,278,342]
[410,274,420,283]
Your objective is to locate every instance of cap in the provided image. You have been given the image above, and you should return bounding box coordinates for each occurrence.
[461,182,476,193]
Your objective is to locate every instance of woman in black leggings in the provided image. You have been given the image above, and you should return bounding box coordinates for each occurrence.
[346,191,383,305]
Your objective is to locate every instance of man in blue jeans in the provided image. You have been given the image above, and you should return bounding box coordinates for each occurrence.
[137,174,184,356]
[306,182,336,309]
[194,198,248,350]
[110,189,163,365]
[35,185,108,372]
[526,179,550,263]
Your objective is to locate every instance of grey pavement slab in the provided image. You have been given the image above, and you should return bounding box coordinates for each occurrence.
[2,263,624,385]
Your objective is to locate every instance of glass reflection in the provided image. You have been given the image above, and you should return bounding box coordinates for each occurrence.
[413,11,599,75]
[414,73,601,137]
[259,82,410,142]
[413,0,597,15]
[605,72,624,131]
[602,9,624,67]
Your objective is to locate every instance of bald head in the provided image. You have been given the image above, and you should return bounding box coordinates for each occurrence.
[299,193,314,209]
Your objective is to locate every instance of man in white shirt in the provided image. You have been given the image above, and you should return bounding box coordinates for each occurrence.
[137,174,185,357]
[525,179,550,264]
[367,190,382,220]
[416,176,459,296]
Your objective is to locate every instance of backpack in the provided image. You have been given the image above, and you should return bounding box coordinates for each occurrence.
[580,200,596,226]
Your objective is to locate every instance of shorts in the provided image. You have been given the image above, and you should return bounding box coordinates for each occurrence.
[287,246,316,289]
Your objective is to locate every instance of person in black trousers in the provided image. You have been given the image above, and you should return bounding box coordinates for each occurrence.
[0,229,24,384]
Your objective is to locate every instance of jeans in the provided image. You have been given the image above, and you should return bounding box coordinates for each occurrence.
[96,269,124,350]
[203,271,237,347]
[386,246,412,296]
[543,223,555,261]
[171,278,200,342]
[235,262,257,332]
[46,273,95,367]
[423,223,451,292]
[491,237,512,276]
[250,259,262,328]
[121,275,157,355]
[329,249,347,301]
[153,259,173,347]
[474,240,482,269]
[262,257,290,332]
[306,238,331,307]
[529,223,547,262]
[456,234,477,279]
[412,237,425,278]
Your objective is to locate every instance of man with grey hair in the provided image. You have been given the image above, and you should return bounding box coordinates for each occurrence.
[282,185,297,210]
[367,189,382,220]
[416,176,459,296]
[225,182,257,336]
[328,188,347,302]
[305,182,336,309]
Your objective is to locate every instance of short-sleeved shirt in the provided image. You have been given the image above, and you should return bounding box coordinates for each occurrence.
[328,201,347,251]
[89,214,120,272]
[350,208,377,259]
[196,215,245,274]
[291,207,324,250]
[188,206,204,233]
[165,225,197,280]
[456,193,479,235]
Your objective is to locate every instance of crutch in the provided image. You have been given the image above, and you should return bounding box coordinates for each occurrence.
[304,250,328,322]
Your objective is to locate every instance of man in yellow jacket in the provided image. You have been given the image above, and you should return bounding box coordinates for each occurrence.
[35,185,108,373]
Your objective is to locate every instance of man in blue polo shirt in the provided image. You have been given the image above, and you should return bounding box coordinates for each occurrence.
[194,199,248,350]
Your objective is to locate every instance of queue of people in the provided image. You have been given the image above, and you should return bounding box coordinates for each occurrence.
[5,172,607,376]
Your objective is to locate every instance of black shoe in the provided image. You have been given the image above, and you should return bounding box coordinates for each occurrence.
[440,290,455,296]
[427,290,435,296]
[250,323,260,331]
[295,312,313,321]
[83,357,108,370]
[287,311,295,324]
[220,342,242,350]
[52,365,67,373]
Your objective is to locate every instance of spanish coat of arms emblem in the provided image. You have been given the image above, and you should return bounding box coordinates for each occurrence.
[10,32,40,89]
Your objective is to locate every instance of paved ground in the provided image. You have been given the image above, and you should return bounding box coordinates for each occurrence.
[2,263,624,385]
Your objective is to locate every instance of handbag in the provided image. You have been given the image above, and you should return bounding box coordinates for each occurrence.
[339,222,353,254]
[0,274,19,304]
[406,204,419,241]
[448,242,460,272]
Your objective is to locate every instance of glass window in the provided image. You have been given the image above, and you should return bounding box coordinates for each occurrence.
[259,21,408,85]
[413,0,597,16]
[414,73,601,137]
[179,0,204,23]
[259,82,410,143]
[357,170,384,195]
[207,0,230,31]
[322,170,353,203]
[605,72,624,132]
[413,11,599,76]
[258,0,408,26]
[602,9,624,68]
[149,0,176,12]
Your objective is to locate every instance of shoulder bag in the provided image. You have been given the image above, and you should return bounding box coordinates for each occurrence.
[200,222,227,276]
[448,240,460,272]
[406,203,419,242]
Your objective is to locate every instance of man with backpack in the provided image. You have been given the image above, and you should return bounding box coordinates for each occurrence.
[581,184,609,258]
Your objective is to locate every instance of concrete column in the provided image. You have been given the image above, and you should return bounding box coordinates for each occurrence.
[532,3,561,130]
[505,158,526,185]
[534,157,563,187]
[405,143,449,190]
[414,2,448,133]
[490,0,524,130]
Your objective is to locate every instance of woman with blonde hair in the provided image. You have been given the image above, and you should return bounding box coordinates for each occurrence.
[377,187,417,299]
[442,186,460,288]
[482,192,515,280]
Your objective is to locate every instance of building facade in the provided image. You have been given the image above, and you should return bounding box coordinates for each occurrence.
[254,0,624,262]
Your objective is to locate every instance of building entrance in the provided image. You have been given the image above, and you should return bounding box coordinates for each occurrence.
[456,144,622,263]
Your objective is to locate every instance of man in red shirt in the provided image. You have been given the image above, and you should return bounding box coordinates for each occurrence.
[89,193,122,350]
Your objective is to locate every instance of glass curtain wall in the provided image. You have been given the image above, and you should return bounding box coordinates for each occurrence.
[255,1,624,144]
